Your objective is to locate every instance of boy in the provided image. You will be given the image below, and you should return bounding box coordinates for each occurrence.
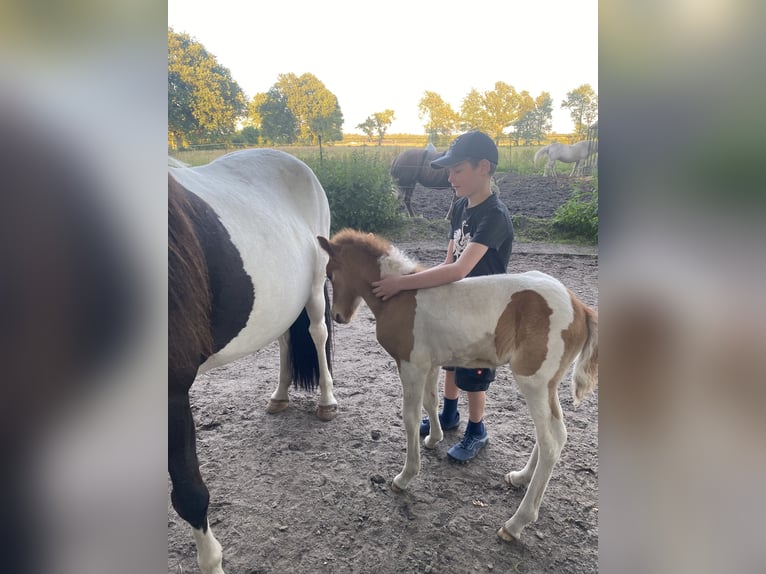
[372,130,513,462]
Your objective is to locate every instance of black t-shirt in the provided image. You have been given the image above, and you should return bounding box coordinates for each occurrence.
[449,193,513,277]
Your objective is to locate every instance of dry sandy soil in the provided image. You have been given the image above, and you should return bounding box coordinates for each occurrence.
[168,174,599,574]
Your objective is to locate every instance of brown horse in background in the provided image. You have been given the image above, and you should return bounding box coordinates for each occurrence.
[390,145,456,219]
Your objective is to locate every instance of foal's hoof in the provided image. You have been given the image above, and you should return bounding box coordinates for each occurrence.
[497,526,520,543]
[390,481,404,493]
[266,399,289,414]
[316,404,338,421]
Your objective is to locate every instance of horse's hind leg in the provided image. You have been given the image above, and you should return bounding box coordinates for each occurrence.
[169,387,225,574]
[266,334,292,414]
[308,279,338,421]
[498,373,567,542]
[403,186,416,217]
[569,161,580,177]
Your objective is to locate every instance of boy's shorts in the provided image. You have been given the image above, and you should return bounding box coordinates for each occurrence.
[443,366,496,392]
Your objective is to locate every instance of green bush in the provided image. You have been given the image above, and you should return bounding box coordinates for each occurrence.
[552,184,598,243]
[302,151,401,233]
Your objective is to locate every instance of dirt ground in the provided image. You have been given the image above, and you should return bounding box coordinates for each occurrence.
[168,174,599,574]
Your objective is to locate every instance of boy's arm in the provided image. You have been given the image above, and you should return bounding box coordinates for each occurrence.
[371,242,488,301]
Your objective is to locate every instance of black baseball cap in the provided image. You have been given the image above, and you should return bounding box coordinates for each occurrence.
[430,130,498,169]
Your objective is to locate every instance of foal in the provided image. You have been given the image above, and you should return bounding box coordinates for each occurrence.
[318,229,598,542]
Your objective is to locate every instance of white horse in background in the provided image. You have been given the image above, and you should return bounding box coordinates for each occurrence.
[534,140,598,177]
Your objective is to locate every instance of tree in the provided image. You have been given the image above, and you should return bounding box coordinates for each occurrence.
[459,89,487,131]
[513,92,553,145]
[482,81,522,140]
[275,73,344,144]
[168,28,247,148]
[418,91,459,143]
[356,110,395,146]
[561,84,598,139]
[257,87,297,145]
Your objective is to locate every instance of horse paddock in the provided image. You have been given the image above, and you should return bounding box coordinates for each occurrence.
[168,174,598,574]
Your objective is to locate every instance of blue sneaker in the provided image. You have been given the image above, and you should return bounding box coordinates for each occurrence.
[419,411,460,436]
[447,430,489,462]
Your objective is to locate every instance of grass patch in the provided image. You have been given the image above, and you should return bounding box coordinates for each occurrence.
[383,217,450,243]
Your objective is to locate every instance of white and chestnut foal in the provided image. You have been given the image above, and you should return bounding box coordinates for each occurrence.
[318,229,598,542]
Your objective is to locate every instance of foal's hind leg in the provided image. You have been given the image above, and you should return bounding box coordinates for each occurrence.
[169,388,225,574]
[498,374,567,542]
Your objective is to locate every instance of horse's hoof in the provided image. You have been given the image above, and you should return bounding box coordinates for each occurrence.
[316,404,338,421]
[504,472,524,487]
[497,526,519,543]
[266,399,289,414]
[390,480,404,493]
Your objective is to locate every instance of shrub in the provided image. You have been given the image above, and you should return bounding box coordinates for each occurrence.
[302,151,401,233]
[552,184,598,243]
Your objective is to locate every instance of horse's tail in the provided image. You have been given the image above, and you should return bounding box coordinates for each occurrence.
[533,145,550,166]
[288,282,333,391]
[572,306,598,405]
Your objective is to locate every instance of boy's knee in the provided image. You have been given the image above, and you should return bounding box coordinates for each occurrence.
[454,367,495,392]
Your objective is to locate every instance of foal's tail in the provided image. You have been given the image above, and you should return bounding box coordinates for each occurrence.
[288,282,333,391]
[572,306,598,405]
[533,145,550,166]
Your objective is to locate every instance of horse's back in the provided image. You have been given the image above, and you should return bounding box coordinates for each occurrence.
[172,149,330,232]
[409,271,574,366]
[169,149,331,371]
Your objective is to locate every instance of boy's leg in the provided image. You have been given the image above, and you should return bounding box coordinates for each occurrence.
[420,369,460,436]
[444,369,460,400]
[447,369,493,462]
[467,390,486,424]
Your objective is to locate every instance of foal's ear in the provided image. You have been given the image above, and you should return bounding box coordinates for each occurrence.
[317,236,334,256]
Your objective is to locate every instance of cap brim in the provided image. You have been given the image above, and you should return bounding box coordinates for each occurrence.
[430,153,463,169]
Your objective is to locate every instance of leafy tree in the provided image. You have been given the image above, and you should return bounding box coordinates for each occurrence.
[357,118,376,142]
[245,92,268,129]
[356,109,395,145]
[561,84,598,139]
[168,28,247,148]
[459,89,487,131]
[230,126,259,145]
[258,87,297,145]
[275,73,344,144]
[482,81,522,140]
[513,92,553,144]
[418,91,459,143]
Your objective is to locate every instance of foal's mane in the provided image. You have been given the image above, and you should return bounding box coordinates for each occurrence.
[332,228,422,276]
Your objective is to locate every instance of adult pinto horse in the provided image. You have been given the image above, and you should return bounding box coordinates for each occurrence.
[534,140,598,177]
[169,149,337,574]
[318,229,598,543]
[390,144,456,219]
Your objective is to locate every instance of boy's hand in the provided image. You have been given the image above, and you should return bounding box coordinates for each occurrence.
[371,276,401,301]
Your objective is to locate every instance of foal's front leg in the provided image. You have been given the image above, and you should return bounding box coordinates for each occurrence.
[391,363,427,491]
[422,366,443,449]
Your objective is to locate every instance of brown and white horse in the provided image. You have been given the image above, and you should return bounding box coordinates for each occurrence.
[169,149,337,574]
[318,229,598,542]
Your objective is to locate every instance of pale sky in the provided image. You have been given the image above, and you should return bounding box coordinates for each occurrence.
[167,0,598,135]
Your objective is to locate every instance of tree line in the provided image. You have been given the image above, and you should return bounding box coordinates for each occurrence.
[168,28,598,149]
